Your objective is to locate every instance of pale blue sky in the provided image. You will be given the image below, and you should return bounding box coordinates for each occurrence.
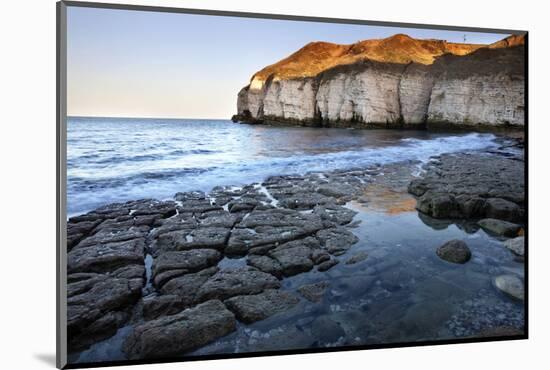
[67,6,511,119]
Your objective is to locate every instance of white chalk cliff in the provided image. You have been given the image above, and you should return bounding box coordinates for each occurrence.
[234,34,525,128]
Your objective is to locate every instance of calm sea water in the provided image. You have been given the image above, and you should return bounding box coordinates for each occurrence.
[67,117,499,216]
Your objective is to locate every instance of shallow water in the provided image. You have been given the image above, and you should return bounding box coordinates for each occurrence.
[71,161,524,364]
[67,117,499,216]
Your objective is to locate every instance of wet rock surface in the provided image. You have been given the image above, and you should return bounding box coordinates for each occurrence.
[123,300,237,359]
[494,275,524,300]
[503,236,525,256]
[408,150,524,222]
[195,267,281,302]
[478,218,522,237]
[224,289,300,323]
[436,240,472,264]
[67,171,369,357]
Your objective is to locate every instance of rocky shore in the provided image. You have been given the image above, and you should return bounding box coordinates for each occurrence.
[67,137,525,361]
[67,166,371,358]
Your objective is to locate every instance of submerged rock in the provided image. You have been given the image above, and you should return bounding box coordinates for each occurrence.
[317,258,339,271]
[123,300,236,359]
[436,240,472,264]
[478,218,521,237]
[345,251,369,265]
[224,289,299,323]
[310,315,346,344]
[494,275,524,300]
[297,281,329,303]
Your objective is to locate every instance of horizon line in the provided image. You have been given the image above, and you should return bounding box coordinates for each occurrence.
[67,115,232,121]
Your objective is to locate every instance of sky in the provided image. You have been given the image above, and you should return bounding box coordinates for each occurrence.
[67,6,511,119]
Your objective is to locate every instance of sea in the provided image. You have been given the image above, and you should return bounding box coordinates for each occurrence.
[67,116,500,216]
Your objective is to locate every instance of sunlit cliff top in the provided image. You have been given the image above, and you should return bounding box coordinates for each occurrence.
[250,33,525,83]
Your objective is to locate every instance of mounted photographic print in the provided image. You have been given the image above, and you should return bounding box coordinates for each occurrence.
[56,1,527,368]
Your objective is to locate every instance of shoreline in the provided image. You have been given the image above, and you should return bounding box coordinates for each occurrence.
[67,143,525,363]
[66,129,524,220]
[231,116,525,136]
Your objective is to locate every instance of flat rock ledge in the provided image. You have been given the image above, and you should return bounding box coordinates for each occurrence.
[123,300,236,360]
[224,289,300,323]
[408,149,524,223]
[66,170,368,356]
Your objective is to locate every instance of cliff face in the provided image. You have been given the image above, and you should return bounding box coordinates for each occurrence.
[234,34,525,128]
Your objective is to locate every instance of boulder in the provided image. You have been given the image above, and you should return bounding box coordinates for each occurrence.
[494,274,524,300]
[123,300,236,359]
[478,218,521,237]
[224,289,299,323]
[503,236,525,256]
[436,240,472,264]
[297,281,329,303]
